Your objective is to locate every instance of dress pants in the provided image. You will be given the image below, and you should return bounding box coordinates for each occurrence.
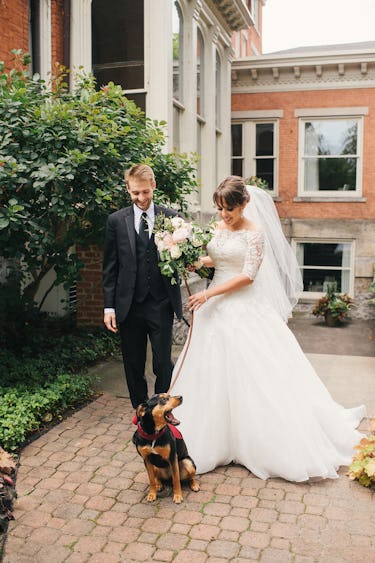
[119,295,174,408]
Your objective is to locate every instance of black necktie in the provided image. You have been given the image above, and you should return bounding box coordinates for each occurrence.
[139,212,149,244]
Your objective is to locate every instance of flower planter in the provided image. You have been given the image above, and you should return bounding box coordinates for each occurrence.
[324,312,341,327]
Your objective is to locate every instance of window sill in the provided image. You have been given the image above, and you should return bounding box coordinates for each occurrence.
[293,196,366,203]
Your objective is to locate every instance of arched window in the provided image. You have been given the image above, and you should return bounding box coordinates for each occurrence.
[172,1,183,102]
[215,50,221,130]
[196,28,204,118]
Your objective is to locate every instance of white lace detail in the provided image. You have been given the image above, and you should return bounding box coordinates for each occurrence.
[242,230,264,280]
[208,229,264,283]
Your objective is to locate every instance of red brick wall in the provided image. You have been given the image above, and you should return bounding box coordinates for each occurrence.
[0,0,29,69]
[76,245,103,326]
[51,0,65,68]
[232,88,375,220]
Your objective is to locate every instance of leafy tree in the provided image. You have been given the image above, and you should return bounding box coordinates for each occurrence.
[0,51,197,327]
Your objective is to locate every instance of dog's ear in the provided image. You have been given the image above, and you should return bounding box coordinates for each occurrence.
[136,403,147,419]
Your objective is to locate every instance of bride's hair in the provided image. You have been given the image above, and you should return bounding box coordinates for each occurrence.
[214,176,250,208]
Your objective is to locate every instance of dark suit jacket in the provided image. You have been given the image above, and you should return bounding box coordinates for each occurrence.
[102,204,183,323]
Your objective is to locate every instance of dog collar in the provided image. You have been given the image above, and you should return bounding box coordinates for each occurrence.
[136,423,167,442]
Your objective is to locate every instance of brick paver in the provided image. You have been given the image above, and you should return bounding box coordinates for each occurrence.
[3,393,375,562]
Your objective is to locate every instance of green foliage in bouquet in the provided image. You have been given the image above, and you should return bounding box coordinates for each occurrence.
[347,420,375,490]
[154,214,216,284]
[245,175,269,190]
[312,283,353,322]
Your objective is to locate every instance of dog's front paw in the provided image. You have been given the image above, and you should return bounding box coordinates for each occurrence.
[173,493,183,504]
[190,479,200,492]
[146,490,157,502]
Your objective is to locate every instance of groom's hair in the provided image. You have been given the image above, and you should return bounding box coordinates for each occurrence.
[125,164,155,186]
[213,175,250,209]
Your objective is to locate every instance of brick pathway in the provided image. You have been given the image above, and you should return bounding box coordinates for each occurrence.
[3,393,375,563]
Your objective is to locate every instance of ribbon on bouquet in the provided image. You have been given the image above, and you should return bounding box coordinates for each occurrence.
[168,274,195,393]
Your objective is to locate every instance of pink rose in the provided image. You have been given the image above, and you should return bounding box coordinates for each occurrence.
[172,228,189,243]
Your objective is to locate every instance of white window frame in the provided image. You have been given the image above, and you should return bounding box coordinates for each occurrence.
[231,110,282,195]
[296,107,367,199]
[292,238,355,299]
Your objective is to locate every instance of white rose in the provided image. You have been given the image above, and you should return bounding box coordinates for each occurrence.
[191,237,202,247]
[170,244,182,259]
[171,216,185,229]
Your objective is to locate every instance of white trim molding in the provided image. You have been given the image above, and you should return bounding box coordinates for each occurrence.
[39,0,52,83]
[295,107,369,117]
[232,109,283,119]
[231,48,375,93]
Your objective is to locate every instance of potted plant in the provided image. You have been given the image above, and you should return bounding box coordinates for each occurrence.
[312,283,353,326]
[347,419,375,490]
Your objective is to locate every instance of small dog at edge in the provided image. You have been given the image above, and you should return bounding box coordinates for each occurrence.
[132,393,200,503]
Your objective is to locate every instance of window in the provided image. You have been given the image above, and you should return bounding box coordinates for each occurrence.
[172,2,183,103]
[296,109,366,198]
[231,119,279,193]
[92,0,145,110]
[215,50,221,130]
[29,0,41,75]
[231,124,244,177]
[196,28,204,118]
[295,240,354,296]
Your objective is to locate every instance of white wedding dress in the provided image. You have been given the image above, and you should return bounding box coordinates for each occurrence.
[172,228,366,482]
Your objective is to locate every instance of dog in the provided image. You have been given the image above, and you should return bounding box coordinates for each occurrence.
[132,393,200,503]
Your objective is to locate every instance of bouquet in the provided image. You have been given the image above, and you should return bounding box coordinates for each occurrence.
[154,214,216,285]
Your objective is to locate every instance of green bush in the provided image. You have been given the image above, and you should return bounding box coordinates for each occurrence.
[0,326,120,451]
[0,51,197,331]
[0,374,94,451]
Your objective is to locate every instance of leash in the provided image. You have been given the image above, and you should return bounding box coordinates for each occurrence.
[168,277,194,393]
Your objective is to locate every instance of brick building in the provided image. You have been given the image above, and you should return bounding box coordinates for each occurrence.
[231,42,375,317]
[2,2,373,320]
[0,0,262,324]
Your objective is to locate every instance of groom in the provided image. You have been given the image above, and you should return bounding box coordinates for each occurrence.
[102,164,183,408]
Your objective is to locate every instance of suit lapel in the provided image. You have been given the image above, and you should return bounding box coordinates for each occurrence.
[124,207,136,257]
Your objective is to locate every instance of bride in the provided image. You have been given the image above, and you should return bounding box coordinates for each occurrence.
[171,175,365,482]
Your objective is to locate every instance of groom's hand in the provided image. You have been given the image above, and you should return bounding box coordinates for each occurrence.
[104,312,118,333]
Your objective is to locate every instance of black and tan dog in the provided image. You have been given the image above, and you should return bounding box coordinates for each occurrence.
[132,393,200,503]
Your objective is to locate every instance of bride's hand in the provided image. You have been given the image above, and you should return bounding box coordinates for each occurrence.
[188,290,209,311]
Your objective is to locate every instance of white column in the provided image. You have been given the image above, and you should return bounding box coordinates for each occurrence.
[70,0,92,89]
[39,0,52,83]
[144,0,173,149]
[199,25,219,214]
[178,1,198,156]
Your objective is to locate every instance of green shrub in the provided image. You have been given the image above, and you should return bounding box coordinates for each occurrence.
[0,326,120,451]
[0,374,94,451]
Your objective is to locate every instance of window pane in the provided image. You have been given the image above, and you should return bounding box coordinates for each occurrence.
[172,2,182,101]
[232,159,243,176]
[92,0,144,90]
[256,158,273,189]
[301,269,348,293]
[196,29,204,116]
[231,124,242,156]
[216,51,221,129]
[304,157,356,191]
[304,120,358,156]
[302,242,351,267]
[256,123,274,156]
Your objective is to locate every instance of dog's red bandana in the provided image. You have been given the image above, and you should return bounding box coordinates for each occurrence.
[132,414,183,440]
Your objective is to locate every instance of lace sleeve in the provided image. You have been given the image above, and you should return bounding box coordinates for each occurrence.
[242,231,265,281]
